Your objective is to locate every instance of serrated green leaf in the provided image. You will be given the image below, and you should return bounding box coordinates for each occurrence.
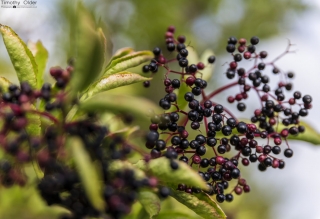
[70,137,105,211]
[105,47,135,68]
[70,3,105,95]
[0,185,70,219]
[79,93,161,122]
[104,50,153,75]
[85,71,151,98]
[169,190,226,219]
[0,24,38,88]
[138,191,161,219]
[135,157,207,190]
[0,76,11,90]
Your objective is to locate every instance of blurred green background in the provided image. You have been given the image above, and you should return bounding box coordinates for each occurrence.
[1,0,319,219]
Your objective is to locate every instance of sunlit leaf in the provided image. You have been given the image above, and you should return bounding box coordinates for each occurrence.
[0,24,37,88]
[85,71,151,98]
[28,40,48,89]
[70,137,105,212]
[138,190,161,219]
[135,157,207,190]
[169,189,226,219]
[70,3,105,95]
[104,50,153,75]
[79,93,161,122]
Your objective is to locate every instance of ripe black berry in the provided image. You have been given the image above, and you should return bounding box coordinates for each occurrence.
[237,103,246,112]
[284,148,293,158]
[250,36,259,45]
[196,145,206,156]
[208,56,216,63]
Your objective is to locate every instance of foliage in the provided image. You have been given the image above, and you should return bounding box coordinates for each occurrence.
[0,1,317,219]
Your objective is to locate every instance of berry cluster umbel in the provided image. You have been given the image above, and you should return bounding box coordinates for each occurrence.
[143,26,312,203]
[0,66,169,219]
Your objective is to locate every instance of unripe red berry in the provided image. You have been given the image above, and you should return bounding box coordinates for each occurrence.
[243,52,251,59]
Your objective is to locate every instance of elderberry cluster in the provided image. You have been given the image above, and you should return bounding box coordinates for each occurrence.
[0,65,168,219]
[143,26,312,203]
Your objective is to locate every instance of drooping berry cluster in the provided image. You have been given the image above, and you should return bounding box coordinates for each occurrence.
[143,26,312,203]
[0,65,168,219]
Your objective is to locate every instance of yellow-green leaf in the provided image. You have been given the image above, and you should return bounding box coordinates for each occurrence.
[135,157,207,190]
[138,191,161,219]
[26,105,41,136]
[104,50,153,76]
[240,118,320,145]
[200,49,215,82]
[109,160,146,179]
[79,93,161,122]
[286,121,320,145]
[70,137,105,211]
[0,76,11,91]
[0,24,38,88]
[85,71,151,98]
[157,211,202,219]
[70,3,105,95]
[105,47,135,68]
[28,40,48,89]
[169,190,226,219]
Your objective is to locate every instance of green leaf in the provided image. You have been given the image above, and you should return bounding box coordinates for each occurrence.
[138,191,161,219]
[109,160,146,179]
[85,71,151,98]
[0,76,11,90]
[287,121,320,145]
[135,157,207,190]
[157,211,202,219]
[0,185,70,219]
[240,118,320,145]
[28,40,48,89]
[70,137,105,212]
[70,3,105,95]
[169,190,226,219]
[105,47,135,68]
[0,24,38,88]
[199,49,215,82]
[104,50,153,75]
[26,105,41,136]
[79,93,161,122]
